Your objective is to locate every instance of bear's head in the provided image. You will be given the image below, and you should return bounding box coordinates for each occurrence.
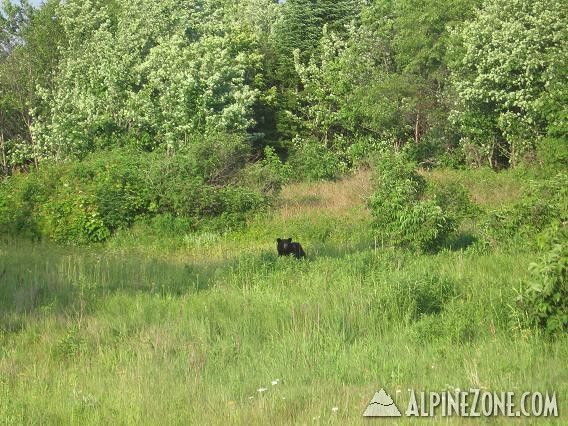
[276,237,293,253]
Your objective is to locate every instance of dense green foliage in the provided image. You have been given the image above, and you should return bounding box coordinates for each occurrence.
[0,136,274,243]
[369,152,455,252]
[517,227,567,336]
[32,1,259,159]
[449,0,568,167]
[1,0,566,175]
[481,173,568,247]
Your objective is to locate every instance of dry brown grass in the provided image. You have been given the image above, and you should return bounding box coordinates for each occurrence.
[277,169,373,219]
[423,168,523,208]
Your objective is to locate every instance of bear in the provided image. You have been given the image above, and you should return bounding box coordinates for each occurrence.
[277,237,306,259]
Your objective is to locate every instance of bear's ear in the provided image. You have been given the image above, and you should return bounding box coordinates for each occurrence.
[276,238,281,243]
[287,238,293,242]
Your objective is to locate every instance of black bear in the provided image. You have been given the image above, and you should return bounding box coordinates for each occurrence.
[276,238,306,259]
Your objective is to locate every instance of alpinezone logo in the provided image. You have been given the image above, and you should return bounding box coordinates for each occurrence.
[364,389,558,418]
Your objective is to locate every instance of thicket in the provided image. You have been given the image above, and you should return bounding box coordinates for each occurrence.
[517,224,567,337]
[0,135,281,243]
[368,151,456,252]
[481,173,568,247]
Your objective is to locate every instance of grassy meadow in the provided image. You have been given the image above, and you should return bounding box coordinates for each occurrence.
[1,169,566,424]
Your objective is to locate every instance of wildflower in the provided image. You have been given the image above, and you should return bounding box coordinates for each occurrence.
[271,379,280,386]
[258,387,268,393]
[331,407,339,412]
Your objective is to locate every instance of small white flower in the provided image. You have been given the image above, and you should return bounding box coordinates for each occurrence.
[257,387,268,393]
[271,379,280,386]
[396,389,402,394]
[331,407,339,412]
[249,396,254,400]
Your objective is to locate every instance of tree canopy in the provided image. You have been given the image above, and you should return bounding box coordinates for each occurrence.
[0,0,566,174]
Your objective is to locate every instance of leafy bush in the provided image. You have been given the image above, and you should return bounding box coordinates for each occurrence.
[43,191,110,243]
[402,138,447,169]
[536,137,568,172]
[0,166,62,240]
[288,136,344,180]
[0,138,272,243]
[401,201,453,252]
[516,226,567,337]
[402,134,466,170]
[427,181,479,222]
[176,133,251,185]
[208,186,269,231]
[238,146,292,195]
[368,151,454,252]
[482,173,568,246]
[346,137,392,168]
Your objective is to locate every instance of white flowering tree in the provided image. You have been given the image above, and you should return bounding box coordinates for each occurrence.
[450,0,567,167]
[34,0,263,159]
[0,0,63,172]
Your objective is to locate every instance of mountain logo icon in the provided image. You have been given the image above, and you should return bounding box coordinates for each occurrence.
[363,388,402,417]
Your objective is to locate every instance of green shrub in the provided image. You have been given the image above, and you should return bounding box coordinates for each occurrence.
[368,151,454,252]
[238,146,292,194]
[288,137,344,180]
[208,186,269,231]
[0,136,272,243]
[345,137,386,167]
[36,149,150,243]
[177,133,250,185]
[400,200,453,252]
[402,138,444,168]
[43,191,110,244]
[536,137,568,172]
[482,173,568,246]
[516,226,567,337]
[0,166,63,240]
[427,181,479,222]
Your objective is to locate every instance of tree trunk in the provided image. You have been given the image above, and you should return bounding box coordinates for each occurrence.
[415,109,420,144]
[0,132,7,176]
[22,111,38,169]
